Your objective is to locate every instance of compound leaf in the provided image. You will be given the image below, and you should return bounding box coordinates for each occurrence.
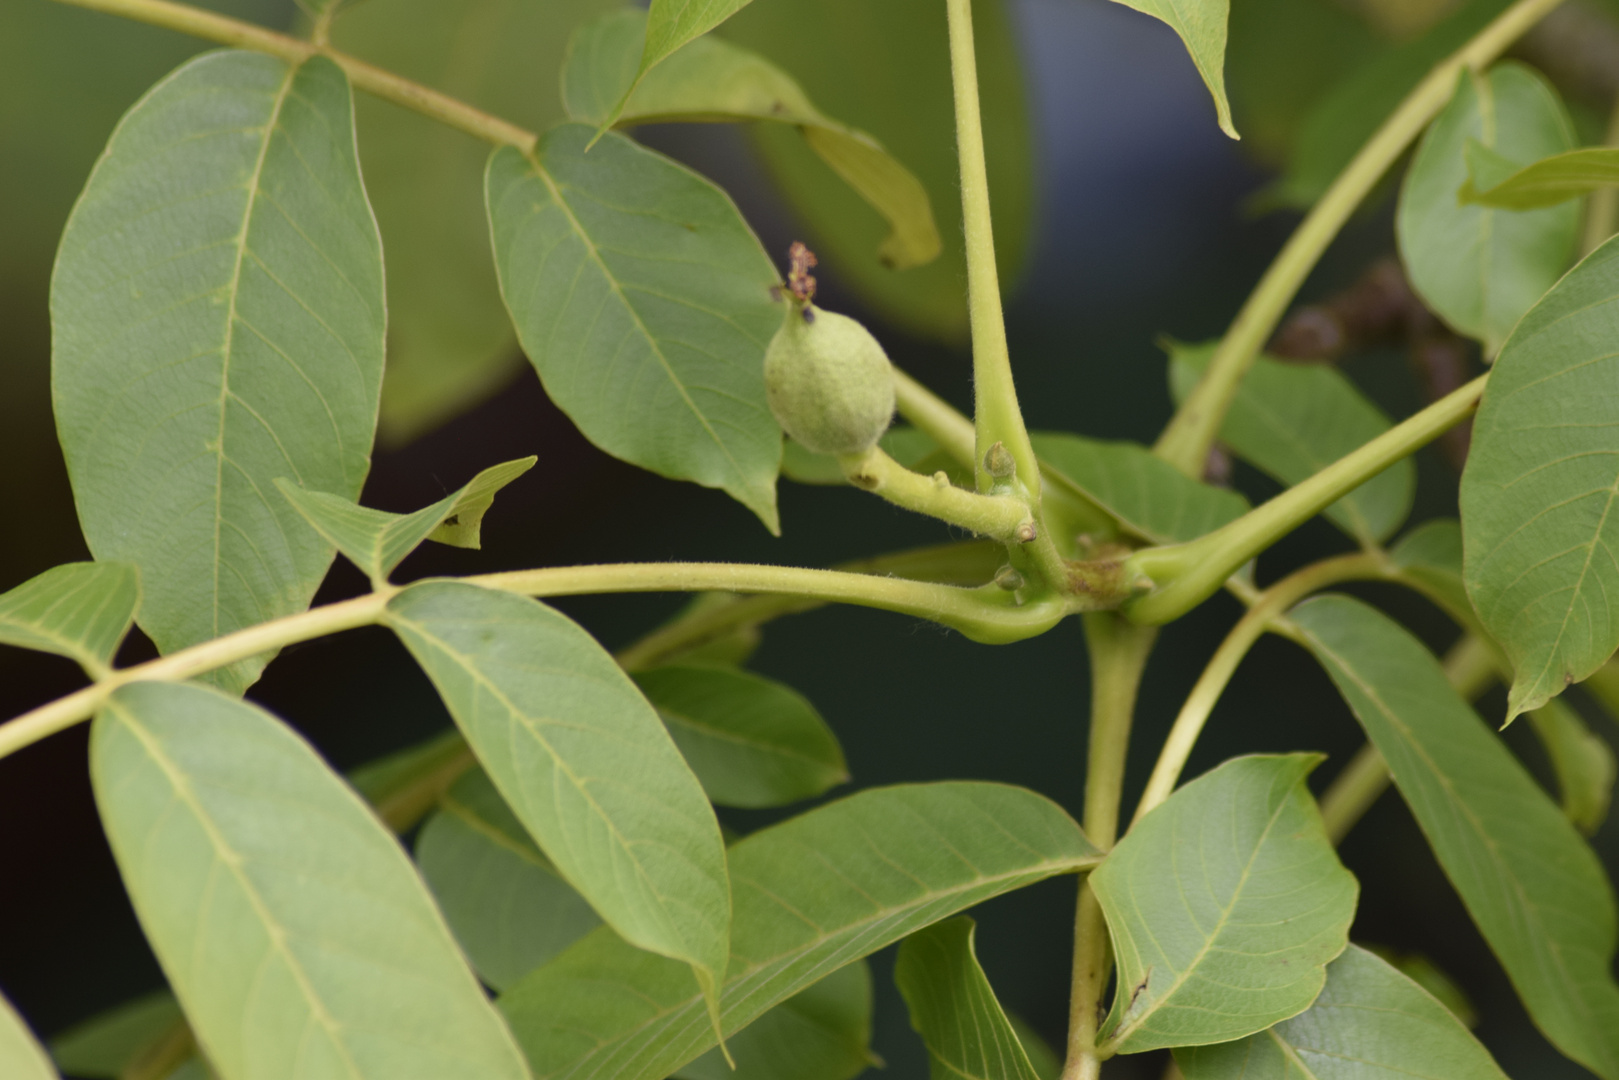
[1031,433,1249,546]
[0,561,138,676]
[1460,233,1619,720]
[91,681,530,1080]
[1107,0,1235,139]
[331,0,619,442]
[276,457,535,585]
[1175,945,1509,1080]
[51,51,385,694]
[633,665,848,809]
[0,992,56,1080]
[485,126,783,531]
[385,581,732,1025]
[673,962,874,1080]
[895,917,1040,1080]
[564,10,938,270]
[1463,145,1619,210]
[1292,595,1619,1079]
[1168,342,1414,544]
[416,768,603,992]
[721,0,1030,342]
[1090,754,1357,1055]
[1397,63,1577,355]
[499,782,1100,1080]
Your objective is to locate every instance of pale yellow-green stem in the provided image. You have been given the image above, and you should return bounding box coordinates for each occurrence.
[1582,95,1619,256]
[1062,614,1157,1080]
[838,445,1036,541]
[1131,552,1392,825]
[53,0,538,150]
[1153,0,1565,476]
[1125,375,1485,625]
[0,561,1067,763]
[943,0,1040,498]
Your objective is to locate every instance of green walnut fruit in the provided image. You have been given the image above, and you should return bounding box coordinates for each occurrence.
[764,304,896,455]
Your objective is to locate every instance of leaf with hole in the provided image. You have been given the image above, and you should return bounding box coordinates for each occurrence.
[51,51,385,694]
[1168,341,1414,544]
[563,9,938,270]
[633,665,847,809]
[672,961,875,1080]
[1461,232,1619,720]
[1174,945,1508,1080]
[1090,754,1357,1055]
[1292,595,1619,1079]
[1397,63,1577,355]
[91,680,531,1080]
[330,0,619,442]
[895,916,1041,1080]
[1107,0,1235,139]
[0,561,138,676]
[498,781,1099,1080]
[1030,432,1250,546]
[416,767,604,992]
[386,580,732,1027]
[721,0,1030,342]
[486,125,783,531]
[276,457,534,585]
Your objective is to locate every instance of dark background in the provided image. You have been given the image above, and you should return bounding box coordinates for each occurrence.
[3,1,1616,1077]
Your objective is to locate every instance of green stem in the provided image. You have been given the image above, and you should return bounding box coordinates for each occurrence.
[1131,552,1390,824]
[52,0,537,150]
[1062,614,1157,1080]
[1582,95,1619,257]
[943,0,1039,499]
[838,445,1035,541]
[0,559,1067,763]
[1125,374,1485,625]
[1152,0,1565,476]
[1584,654,1619,722]
[1317,632,1500,843]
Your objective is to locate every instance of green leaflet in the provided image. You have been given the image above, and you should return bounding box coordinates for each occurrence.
[1090,754,1357,1055]
[633,665,848,809]
[385,581,733,1026]
[632,0,757,119]
[91,681,530,1080]
[672,962,875,1080]
[485,126,784,532]
[1174,946,1508,1080]
[1168,342,1414,544]
[1397,63,1577,355]
[1389,518,1473,627]
[1266,0,1508,210]
[0,561,139,677]
[1292,596,1619,1079]
[1528,698,1616,836]
[1461,234,1619,720]
[1030,432,1250,546]
[331,0,619,443]
[416,768,604,991]
[276,457,535,586]
[895,917,1040,1080]
[1107,0,1235,139]
[49,990,181,1079]
[1462,145,1619,210]
[563,10,939,270]
[0,992,56,1080]
[51,51,385,695]
[721,0,1031,342]
[499,782,1100,1080]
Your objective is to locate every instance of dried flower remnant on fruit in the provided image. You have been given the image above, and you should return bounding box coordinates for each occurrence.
[764,244,895,455]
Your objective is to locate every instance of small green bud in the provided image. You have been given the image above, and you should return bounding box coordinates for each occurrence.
[764,304,896,455]
[984,441,1016,479]
[994,565,1025,591]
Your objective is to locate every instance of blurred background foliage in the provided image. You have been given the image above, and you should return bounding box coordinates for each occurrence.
[4,0,1619,1076]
